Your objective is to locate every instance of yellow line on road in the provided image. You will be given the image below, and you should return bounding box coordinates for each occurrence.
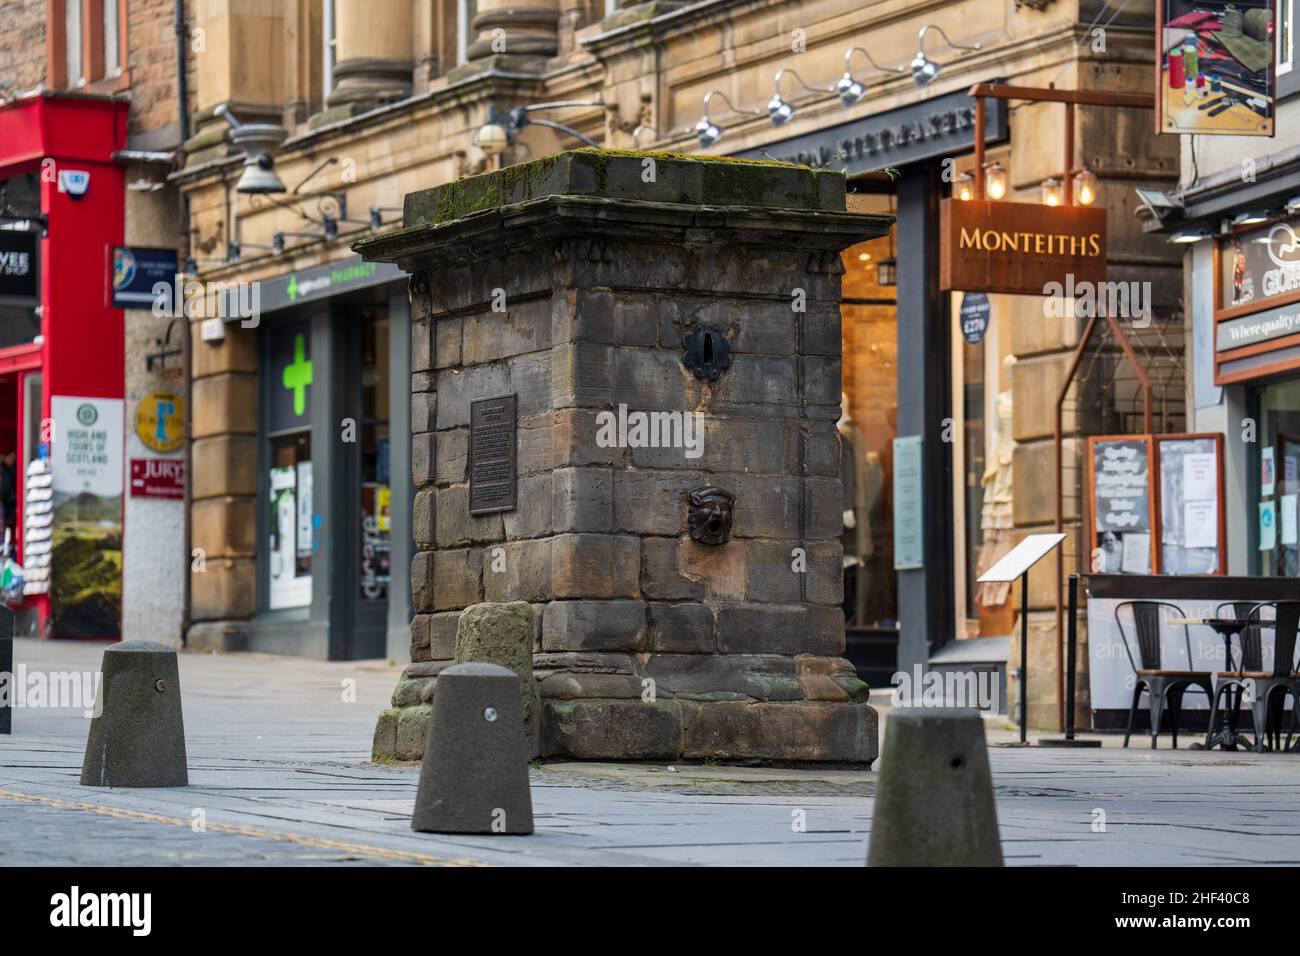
[0,788,485,866]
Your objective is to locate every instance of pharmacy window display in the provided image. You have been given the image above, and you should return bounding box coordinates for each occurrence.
[267,320,314,610]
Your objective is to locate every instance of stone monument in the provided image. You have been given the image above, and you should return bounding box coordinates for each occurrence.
[356,148,891,763]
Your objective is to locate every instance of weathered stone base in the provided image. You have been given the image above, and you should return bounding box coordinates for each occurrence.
[373,653,877,764]
[185,620,250,653]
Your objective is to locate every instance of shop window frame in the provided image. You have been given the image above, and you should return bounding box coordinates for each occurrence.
[1281,0,1298,99]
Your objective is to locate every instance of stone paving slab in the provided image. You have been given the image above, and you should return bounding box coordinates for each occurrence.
[3,638,1300,866]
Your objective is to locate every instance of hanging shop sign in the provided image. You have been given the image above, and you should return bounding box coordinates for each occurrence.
[1156,0,1275,137]
[129,458,185,499]
[111,246,179,308]
[49,396,124,638]
[0,231,37,299]
[940,200,1108,296]
[1214,216,1300,384]
[133,391,185,454]
[733,87,1008,174]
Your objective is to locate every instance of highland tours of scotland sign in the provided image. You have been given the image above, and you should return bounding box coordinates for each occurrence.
[940,199,1108,296]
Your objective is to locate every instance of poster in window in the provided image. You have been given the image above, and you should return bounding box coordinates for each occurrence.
[269,465,311,609]
[49,396,123,637]
[1157,0,1276,136]
[1156,434,1224,574]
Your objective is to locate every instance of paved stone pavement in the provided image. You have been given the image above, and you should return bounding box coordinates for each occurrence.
[3,637,1300,866]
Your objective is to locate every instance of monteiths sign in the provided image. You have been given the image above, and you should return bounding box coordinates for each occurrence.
[940,199,1108,296]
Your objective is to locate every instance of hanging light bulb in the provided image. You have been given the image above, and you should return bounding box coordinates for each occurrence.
[1041,177,1064,207]
[984,162,1008,201]
[1073,168,1099,206]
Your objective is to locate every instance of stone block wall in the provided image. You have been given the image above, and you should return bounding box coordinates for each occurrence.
[361,149,890,763]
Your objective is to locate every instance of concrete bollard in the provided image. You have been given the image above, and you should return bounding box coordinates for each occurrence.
[411,662,534,835]
[866,708,1002,866]
[0,606,11,735]
[80,641,188,788]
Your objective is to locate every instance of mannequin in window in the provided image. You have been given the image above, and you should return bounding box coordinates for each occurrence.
[974,356,1016,637]
[839,393,871,625]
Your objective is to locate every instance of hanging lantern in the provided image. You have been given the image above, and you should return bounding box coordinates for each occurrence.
[1073,168,1099,206]
[1041,177,1064,207]
[984,162,1008,201]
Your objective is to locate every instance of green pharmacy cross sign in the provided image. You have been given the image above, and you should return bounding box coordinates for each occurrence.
[283,333,313,416]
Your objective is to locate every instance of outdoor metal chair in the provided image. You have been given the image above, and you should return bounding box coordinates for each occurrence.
[1116,601,1214,749]
[1216,601,1300,753]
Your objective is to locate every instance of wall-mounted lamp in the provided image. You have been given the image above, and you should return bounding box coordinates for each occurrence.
[472,101,608,158]
[694,90,760,147]
[1286,195,1300,216]
[1169,229,1211,244]
[768,68,829,127]
[214,104,288,194]
[472,117,511,157]
[984,162,1008,200]
[910,25,982,87]
[632,124,659,149]
[1041,177,1064,207]
[837,46,904,107]
[1232,209,1271,227]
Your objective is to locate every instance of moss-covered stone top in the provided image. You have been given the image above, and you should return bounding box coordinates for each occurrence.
[401,148,847,227]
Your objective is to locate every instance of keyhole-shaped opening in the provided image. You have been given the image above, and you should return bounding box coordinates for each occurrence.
[702,332,714,367]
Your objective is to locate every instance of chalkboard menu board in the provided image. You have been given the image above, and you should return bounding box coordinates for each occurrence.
[1087,433,1226,576]
[1157,434,1224,575]
[1087,436,1156,575]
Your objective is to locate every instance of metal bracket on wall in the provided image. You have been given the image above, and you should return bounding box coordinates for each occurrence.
[681,325,732,382]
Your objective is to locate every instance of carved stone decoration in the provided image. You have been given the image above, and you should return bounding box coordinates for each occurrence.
[687,485,736,546]
[681,325,732,382]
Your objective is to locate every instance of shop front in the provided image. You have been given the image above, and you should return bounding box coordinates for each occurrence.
[0,92,128,639]
[236,256,413,660]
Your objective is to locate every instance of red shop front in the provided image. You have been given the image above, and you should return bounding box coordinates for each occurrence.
[0,92,127,639]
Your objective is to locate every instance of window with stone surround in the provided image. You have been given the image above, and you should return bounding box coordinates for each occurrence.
[45,0,127,90]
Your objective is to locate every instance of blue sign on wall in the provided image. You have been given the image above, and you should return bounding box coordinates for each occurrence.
[111,246,179,309]
[960,292,991,345]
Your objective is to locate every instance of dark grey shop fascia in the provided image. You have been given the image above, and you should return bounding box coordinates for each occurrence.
[733,86,1007,175]
[249,255,406,317]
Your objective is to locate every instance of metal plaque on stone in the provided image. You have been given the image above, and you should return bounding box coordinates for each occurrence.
[469,394,517,515]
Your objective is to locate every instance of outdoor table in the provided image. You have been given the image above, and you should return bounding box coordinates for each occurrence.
[1167,617,1273,751]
